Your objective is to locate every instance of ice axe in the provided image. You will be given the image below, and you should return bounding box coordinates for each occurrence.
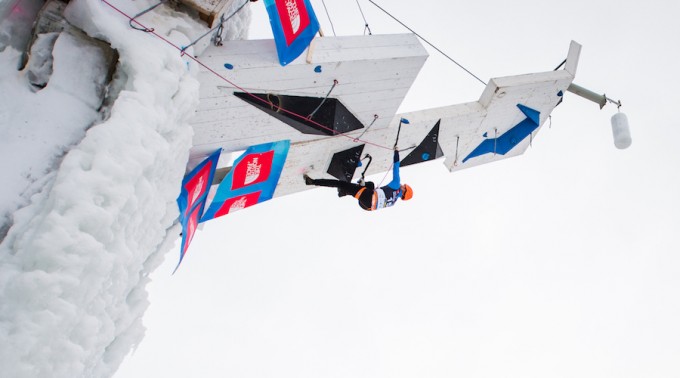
[394,118,409,149]
[356,154,372,185]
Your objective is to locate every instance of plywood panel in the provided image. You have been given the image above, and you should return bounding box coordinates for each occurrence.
[189,34,428,163]
[188,36,580,206]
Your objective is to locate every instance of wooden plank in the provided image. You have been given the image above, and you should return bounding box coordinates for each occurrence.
[179,0,236,27]
[196,63,423,99]
[199,34,425,62]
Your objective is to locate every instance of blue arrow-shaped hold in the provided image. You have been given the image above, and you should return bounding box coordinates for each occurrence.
[462,104,540,163]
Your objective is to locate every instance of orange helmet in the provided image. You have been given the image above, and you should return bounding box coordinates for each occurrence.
[401,184,413,200]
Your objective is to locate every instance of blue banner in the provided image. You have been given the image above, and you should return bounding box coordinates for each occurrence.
[175,149,221,272]
[201,140,290,220]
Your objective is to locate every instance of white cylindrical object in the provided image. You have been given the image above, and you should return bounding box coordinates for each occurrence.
[611,112,632,149]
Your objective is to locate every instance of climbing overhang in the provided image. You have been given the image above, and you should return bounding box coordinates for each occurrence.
[189,37,583,198]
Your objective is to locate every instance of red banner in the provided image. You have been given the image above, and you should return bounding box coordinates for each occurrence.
[263,0,320,66]
[274,0,311,46]
[182,205,202,255]
[201,141,290,222]
[231,150,274,190]
[183,160,213,213]
[214,191,262,217]
[175,149,221,272]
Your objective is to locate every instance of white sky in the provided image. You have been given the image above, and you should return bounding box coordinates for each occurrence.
[3,0,677,377]
[116,1,680,377]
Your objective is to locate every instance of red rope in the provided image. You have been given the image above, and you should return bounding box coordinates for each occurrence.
[100,0,393,150]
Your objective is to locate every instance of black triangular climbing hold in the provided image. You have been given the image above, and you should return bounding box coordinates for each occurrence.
[401,120,444,167]
[234,92,365,136]
[327,145,365,182]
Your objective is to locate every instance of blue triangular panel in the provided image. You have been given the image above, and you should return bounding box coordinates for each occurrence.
[517,104,540,125]
[462,104,541,163]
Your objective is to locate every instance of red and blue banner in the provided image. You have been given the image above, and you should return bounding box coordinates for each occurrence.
[201,140,290,220]
[263,0,320,66]
[175,149,221,272]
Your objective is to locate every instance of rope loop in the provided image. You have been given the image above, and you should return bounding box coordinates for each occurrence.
[308,79,339,119]
[129,0,165,32]
[181,0,249,54]
[353,114,379,142]
[355,0,373,35]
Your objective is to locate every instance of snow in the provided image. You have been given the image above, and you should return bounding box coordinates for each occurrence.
[0,0,250,376]
[0,0,43,52]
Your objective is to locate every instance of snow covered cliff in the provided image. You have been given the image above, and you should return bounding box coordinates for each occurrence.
[0,0,249,376]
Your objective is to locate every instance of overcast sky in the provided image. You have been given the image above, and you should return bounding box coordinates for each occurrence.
[117,1,680,377]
